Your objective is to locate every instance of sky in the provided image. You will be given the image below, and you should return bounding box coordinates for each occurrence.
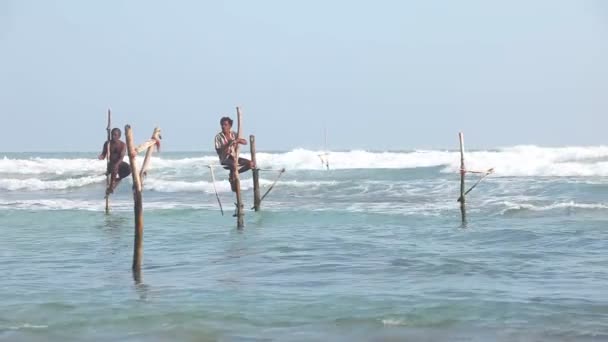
[1,0,607,152]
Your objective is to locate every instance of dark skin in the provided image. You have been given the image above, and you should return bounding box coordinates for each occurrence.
[98,129,127,194]
[216,121,255,171]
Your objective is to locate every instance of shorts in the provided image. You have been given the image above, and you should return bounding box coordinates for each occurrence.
[221,156,252,174]
[107,161,132,179]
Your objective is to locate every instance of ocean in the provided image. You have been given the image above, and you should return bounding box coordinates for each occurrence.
[1,146,607,341]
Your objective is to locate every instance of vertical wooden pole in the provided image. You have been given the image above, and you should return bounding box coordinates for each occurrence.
[234,107,244,228]
[459,132,466,224]
[105,109,111,214]
[125,125,144,272]
[250,135,261,211]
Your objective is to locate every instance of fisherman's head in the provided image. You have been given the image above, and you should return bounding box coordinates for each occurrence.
[111,128,121,141]
[220,117,233,134]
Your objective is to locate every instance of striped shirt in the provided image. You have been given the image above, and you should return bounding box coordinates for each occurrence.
[214,131,237,161]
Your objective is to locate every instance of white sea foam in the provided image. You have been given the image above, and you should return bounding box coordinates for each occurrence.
[8,323,48,330]
[501,201,608,214]
[0,156,106,175]
[0,173,338,192]
[144,178,337,193]
[0,199,218,211]
[2,146,608,180]
[4,198,605,217]
[440,145,608,177]
[144,178,239,193]
[0,176,105,191]
[382,318,408,326]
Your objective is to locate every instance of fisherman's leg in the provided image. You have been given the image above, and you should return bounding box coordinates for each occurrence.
[237,157,253,174]
[105,164,113,195]
[107,167,119,195]
[221,157,238,192]
[118,162,132,179]
[109,162,131,192]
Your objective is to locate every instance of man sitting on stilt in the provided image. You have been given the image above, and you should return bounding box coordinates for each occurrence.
[214,116,255,192]
[98,128,132,195]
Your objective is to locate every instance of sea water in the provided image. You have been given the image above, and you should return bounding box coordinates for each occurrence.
[1,147,607,341]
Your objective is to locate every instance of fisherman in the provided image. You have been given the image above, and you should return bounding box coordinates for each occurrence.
[98,127,131,195]
[214,116,255,191]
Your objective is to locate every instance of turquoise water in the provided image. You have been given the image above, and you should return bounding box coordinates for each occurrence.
[1,149,608,341]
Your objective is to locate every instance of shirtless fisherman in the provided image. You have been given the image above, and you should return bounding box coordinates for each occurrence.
[98,128,131,194]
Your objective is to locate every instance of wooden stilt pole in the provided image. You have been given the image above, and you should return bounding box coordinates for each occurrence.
[250,135,261,211]
[105,109,111,214]
[458,132,466,225]
[125,125,144,272]
[234,107,244,228]
[133,266,142,285]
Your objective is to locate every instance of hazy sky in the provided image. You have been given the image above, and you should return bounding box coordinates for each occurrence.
[1,0,607,152]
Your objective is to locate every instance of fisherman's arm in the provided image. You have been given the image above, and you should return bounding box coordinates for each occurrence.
[98,141,108,160]
[231,131,247,145]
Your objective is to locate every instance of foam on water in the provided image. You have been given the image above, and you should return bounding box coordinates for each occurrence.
[2,149,608,340]
[1,148,606,221]
[6,323,49,330]
[2,145,608,177]
[0,156,106,175]
[0,199,219,211]
[144,177,336,194]
[501,201,608,215]
[0,175,105,191]
[0,146,608,177]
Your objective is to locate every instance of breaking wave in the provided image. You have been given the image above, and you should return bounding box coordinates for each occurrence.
[1,145,608,193]
[0,175,105,191]
[500,201,608,215]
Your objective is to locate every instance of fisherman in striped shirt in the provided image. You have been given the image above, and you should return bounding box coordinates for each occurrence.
[215,116,255,191]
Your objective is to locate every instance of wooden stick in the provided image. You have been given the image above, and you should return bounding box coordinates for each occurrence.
[259,168,286,204]
[135,138,160,154]
[105,109,111,214]
[464,168,494,196]
[458,132,466,224]
[234,107,244,228]
[125,125,144,272]
[208,165,224,215]
[465,172,490,196]
[139,127,161,185]
[250,135,261,211]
